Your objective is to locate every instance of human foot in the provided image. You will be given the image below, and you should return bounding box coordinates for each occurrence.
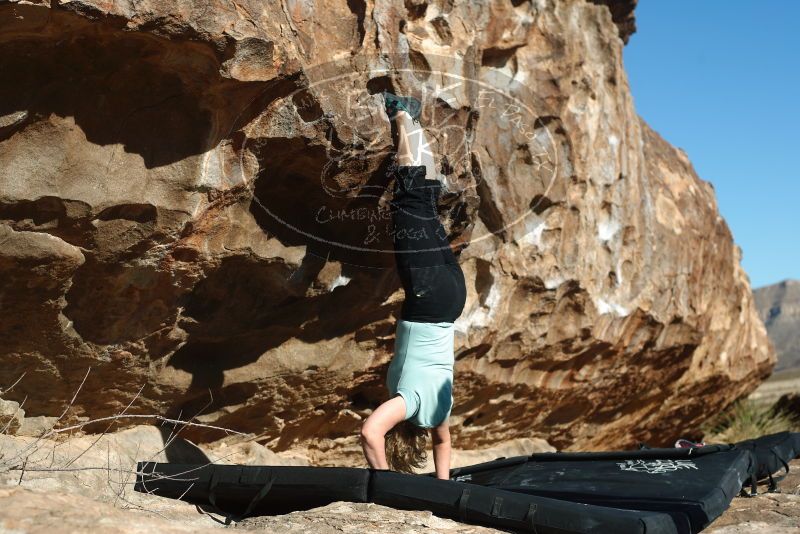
[382,91,422,124]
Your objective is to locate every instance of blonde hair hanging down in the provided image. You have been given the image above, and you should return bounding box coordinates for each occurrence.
[384,420,429,473]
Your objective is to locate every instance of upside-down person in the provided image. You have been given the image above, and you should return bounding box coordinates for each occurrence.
[360,91,467,480]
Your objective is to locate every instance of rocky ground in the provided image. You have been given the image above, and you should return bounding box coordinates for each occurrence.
[704,459,800,533]
[0,425,548,533]
[748,368,800,408]
[235,502,504,533]
[1,425,799,533]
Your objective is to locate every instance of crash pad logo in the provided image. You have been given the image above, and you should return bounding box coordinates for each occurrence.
[617,459,699,474]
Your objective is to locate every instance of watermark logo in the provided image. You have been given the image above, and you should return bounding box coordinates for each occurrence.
[219,53,559,269]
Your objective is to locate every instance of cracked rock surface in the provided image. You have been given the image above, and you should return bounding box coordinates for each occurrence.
[0,0,774,466]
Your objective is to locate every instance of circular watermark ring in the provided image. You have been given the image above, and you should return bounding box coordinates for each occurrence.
[214,52,559,270]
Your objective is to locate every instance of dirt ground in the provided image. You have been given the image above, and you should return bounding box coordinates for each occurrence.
[705,458,800,533]
[747,368,800,407]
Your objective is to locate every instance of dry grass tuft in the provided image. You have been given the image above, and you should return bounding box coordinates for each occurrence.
[701,397,800,443]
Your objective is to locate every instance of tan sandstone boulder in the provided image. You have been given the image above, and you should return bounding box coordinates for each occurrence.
[0,0,774,469]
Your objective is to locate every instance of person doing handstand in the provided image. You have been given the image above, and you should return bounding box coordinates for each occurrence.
[360,92,467,480]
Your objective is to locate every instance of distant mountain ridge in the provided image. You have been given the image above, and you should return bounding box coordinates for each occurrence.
[754,280,800,372]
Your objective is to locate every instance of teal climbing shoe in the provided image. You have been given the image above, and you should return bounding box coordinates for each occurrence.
[382,91,422,124]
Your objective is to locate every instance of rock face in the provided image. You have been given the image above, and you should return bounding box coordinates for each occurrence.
[754,280,800,373]
[0,0,774,464]
[590,0,637,43]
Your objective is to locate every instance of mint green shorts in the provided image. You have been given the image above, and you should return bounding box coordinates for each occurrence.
[386,319,454,428]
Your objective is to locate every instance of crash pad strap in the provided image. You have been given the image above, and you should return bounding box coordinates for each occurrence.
[457,488,470,522]
[490,496,503,517]
[771,445,791,474]
[207,467,276,524]
[239,469,277,519]
[745,470,758,497]
[207,467,234,525]
[524,502,538,533]
[765,445,791,493]
[767,471,777,492]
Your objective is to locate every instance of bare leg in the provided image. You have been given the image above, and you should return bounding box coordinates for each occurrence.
[395,109,438,181]
[360,394,407,468]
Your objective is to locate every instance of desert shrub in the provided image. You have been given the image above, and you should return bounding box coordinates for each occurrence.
[701,397,800,443]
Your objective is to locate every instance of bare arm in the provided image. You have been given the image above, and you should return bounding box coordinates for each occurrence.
[431,421,451,480]
[360,395,407,469]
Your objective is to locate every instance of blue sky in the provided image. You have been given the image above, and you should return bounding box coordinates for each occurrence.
[622,1,799,289]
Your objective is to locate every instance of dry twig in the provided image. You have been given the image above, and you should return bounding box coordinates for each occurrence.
[0,368,259,524]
